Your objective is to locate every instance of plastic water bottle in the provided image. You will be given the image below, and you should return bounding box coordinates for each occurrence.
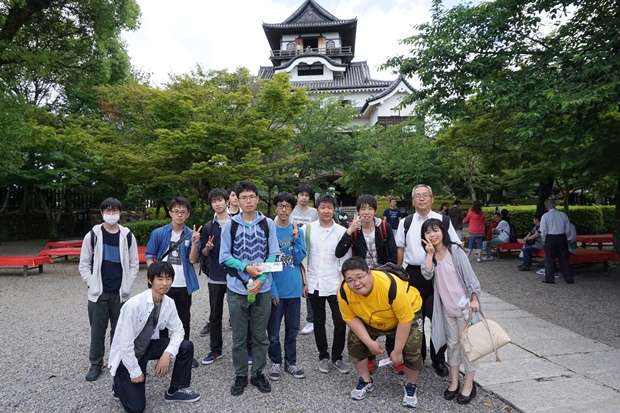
[470,311,480,325]
[457,296,470,318]
[247,279,256,303]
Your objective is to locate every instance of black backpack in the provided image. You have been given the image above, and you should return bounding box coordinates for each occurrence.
[228,218,271,286]
[403,214,450,240]
[198,220,213,276]
[340,262,410,306]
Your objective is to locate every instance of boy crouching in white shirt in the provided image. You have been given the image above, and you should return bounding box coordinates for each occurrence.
[108,261,200,413]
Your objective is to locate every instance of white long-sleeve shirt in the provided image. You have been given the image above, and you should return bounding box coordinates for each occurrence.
[540,208,571,241]
[108,290,184,379]
[305,220,351,296]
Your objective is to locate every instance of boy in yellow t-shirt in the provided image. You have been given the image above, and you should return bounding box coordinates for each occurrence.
[338,257,423,408]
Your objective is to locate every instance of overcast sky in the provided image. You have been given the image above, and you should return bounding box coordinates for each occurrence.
[121,0,456,86]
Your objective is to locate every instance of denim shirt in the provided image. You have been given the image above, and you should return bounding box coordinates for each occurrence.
[145,223,199,294]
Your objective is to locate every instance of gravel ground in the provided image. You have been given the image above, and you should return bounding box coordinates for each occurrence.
[5,238,618,413]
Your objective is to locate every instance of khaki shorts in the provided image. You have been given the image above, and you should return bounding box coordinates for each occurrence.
[347,310,423,371]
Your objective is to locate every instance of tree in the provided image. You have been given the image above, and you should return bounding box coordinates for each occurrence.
[96,69,308,204]
[0,0,139,110]
[385,0,620,252]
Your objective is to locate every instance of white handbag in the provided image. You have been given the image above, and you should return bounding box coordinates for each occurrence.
[460,311,511,362]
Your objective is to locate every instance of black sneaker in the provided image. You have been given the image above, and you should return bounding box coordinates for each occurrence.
[231,376,248,396]
[250,373,272,393]
[85,366,102,382]
[199,322,210,336]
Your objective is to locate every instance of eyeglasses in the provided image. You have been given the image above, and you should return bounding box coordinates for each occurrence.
[413,193,432,200]
[276,204,292,210]
[170,210,188,215]
[345,273,368,285]
[238,195,257,202]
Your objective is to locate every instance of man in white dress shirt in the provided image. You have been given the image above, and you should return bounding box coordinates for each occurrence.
[540,199,574,284]
[395,184,460,377]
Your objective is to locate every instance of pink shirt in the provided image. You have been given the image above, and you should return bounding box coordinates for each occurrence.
[435,252,467,317]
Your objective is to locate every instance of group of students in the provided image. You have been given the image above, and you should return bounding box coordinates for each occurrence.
[78,183,484,412]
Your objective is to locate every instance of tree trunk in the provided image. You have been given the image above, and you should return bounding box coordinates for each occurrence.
[537,178,554,216]
[614,175,620,257]
[0,186,10,214]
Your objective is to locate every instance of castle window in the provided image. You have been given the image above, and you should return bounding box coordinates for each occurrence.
[326,40,336,49]
[286,42,295,51]
[298,63,324,76]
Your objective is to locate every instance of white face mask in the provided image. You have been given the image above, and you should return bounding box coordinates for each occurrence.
[103,214,120,225]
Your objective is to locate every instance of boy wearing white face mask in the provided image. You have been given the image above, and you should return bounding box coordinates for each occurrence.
[79,197,140,382]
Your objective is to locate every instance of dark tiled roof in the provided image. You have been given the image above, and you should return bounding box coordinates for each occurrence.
[262,19,358,30]
[360,75,416,113]
[258,61,393,91]
[263,0,356,30]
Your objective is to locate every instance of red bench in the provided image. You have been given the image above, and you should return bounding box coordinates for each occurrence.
[531,248,619,271]
[490,241,524,258]
[0,255,54,277]
[39,246,147,263]
[45,239,83,248]
[39,247,81,260]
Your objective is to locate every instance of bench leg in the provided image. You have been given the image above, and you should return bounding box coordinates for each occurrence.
[39,264,44,273]
[23,265,28,277]
[604,261,609,272]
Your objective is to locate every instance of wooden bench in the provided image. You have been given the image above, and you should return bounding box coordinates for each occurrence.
[531,247,619,271]
[0,255,54,277]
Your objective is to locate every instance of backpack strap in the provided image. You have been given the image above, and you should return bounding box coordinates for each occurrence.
[305,222,312,259]
[382,270,410,306]
[198,220,213,276]
[403,214,414,243]
[442,215,450,233]
[339,280,349,304]
[378,221,388,242]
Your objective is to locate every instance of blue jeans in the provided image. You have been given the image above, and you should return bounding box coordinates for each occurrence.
[267,298,301,365]
[113,338,193,413]
[521,245,542,268]
[468,233,484,250]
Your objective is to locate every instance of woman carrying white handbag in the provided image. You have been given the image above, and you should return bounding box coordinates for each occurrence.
[420,218,481,405]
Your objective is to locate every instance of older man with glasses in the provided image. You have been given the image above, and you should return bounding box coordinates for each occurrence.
[395,185,461,378]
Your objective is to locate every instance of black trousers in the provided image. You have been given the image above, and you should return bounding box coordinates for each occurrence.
[309,292,346,362]
[114,338,193,413]
[544,234,574,283]
[406,265,446,364]
[162,287,192,340]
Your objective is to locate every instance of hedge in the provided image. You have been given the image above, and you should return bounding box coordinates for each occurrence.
[467,205,614,237]
[124,211,216,246]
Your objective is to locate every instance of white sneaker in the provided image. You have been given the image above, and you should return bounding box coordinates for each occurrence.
[301,322,314,335]
[476,257,482,263]
[402,383,418,408]
[350,377,375,401]
[536,268,546,275]
[482,256,494,261]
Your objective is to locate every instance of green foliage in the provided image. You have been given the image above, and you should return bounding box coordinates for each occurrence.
[124,219,170,246]
[0,0,140,110]
[384,0,620,205]
[96,69,308,203]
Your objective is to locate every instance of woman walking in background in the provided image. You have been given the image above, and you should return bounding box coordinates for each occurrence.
[462,201,486,262]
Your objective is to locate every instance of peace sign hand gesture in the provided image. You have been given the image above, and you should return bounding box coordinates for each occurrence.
[421,235,435,255]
